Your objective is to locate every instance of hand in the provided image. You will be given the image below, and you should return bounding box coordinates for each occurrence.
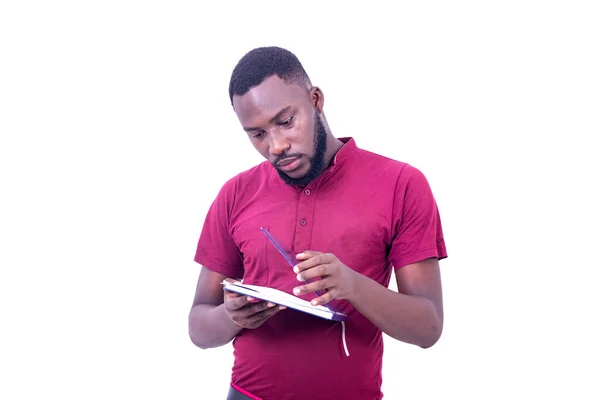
[292,251,359,306]
[223,289,286,330]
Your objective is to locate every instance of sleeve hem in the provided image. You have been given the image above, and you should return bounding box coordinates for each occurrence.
[194,253,243,279]
[390,247,448,270]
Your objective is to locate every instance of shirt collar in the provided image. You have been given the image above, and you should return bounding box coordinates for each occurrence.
[269,137,358,190]
[303,137,357,189]
[329,137,357,169]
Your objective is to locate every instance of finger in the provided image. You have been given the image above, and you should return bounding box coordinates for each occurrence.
[296,262,331,282]
[241,300,279,318]
[224,290,244,298]
[246,296,264,303]
[310,291,334,306]
[292,277,331,296]
[247,304,283,326]
[241,303,283,329]
[295,250,321,261]
[293,253,330,273]
[224,291,250,310]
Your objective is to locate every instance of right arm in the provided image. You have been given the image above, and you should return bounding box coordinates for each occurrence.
[190,176,283,348]
[188,266,241,349]
[188,266,284,349]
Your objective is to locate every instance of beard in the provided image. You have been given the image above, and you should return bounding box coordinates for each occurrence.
[276,116,328,187]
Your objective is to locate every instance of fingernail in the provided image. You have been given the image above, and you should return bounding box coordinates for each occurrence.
[247,296,254,301]
[296,253,303,258]
[293,287,300,295]
[293,266,299,273]
[296,274,303,281]
[279,305,287,310]
[311,300,318,306]
[268,302,275,307]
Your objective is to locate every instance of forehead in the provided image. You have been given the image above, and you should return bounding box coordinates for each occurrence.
[232,75,309,125]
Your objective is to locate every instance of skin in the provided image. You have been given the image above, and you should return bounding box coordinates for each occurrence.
[234,75,343,182]
[189,75,444,349]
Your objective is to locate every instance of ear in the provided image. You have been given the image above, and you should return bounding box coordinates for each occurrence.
[309,86,325,113]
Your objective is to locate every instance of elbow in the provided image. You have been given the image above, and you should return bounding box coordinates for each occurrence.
[189,329,209,350]
[418,300,444,348]
[188,304,235,349]
[418,332,441,349]
[419,317,443,349]
[188,311,211,350]
[390,319,443,349]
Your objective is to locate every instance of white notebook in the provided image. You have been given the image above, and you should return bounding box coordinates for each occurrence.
[222,280,347,321]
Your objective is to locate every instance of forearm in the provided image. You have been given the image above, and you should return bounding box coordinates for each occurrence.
[348,273,443,348]
[188,303,242,349]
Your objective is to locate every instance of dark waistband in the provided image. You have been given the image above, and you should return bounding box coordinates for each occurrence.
[226,385,256,400]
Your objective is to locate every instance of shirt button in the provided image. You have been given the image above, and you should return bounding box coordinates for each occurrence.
[299,219,307,226]
[304,189,311,196]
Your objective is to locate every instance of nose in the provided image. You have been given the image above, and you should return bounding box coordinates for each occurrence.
[268,132,290,156]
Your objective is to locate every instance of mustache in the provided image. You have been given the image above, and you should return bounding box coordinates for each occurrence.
[272,153,302,166]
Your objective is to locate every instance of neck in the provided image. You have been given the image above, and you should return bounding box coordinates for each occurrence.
[323,135,344,167]
[320,114,345,167]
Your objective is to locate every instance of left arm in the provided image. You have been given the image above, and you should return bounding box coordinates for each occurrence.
[293,252,443,348]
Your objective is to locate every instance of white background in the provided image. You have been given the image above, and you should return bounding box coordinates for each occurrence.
[1,1,599,399]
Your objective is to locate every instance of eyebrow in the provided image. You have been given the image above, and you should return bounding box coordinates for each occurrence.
[243,106,293,132]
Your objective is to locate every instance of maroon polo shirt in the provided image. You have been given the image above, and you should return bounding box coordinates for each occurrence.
[195,137,447,400]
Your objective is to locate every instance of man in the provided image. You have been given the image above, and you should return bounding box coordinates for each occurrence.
[189,46,447,400]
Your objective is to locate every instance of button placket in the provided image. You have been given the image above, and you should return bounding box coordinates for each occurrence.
[294,185,317,252]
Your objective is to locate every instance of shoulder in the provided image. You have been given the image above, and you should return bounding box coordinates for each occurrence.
[352,146,419,179]
[215,161,273,200]
[350,146,433,193]
[227,161,272,188]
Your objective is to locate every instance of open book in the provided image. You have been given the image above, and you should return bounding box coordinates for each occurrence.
[222,279,347,321]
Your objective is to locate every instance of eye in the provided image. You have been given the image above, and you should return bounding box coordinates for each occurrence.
[249,130,265,138]
[280,116,294,126]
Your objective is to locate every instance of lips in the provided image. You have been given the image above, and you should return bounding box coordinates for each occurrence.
[276,156,301,167]
[276,156,302,172]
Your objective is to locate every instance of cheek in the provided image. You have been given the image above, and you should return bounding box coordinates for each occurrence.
[291,119,313,145]
[252,140,270,158]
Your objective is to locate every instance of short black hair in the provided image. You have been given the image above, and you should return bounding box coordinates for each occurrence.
[228,46,311,105]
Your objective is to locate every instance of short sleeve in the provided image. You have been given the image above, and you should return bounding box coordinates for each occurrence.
[388,164,447,269]
[194,177,244,279]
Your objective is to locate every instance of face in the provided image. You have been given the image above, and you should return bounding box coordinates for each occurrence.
[232,75,328,186]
